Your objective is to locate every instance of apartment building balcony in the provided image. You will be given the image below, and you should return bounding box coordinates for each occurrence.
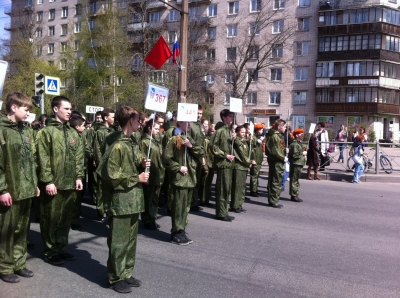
[315,102,400,115]
[127,22,149,31]
[318,22,400,36]
[318,49,400,62]
[177,0,212,5]
[148,0,169,9]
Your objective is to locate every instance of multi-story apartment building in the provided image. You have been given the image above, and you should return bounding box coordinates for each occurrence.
[316,0,400,140]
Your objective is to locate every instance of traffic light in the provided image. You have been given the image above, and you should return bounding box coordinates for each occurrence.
[32,96,41,107]
[34,73,45,96]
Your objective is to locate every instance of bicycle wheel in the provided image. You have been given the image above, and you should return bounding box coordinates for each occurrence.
[380,156,393,174]
[347,156,355,171]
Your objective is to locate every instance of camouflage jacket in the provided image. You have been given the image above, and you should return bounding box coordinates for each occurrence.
[289,140,306,166]
[141,133,165,186]
[266,129,286,163]
[36,117,84,190]
[233,138,251,171]
[96,131,144,216]
[162,134,202,188]
[250,135,264,164]
[0,118,38,201]
[189,121,205,159]
[162,124,176,150]
[84,122,102,160]
[204,135,215,169]
[93,123,114,165]
[211,124,234,169]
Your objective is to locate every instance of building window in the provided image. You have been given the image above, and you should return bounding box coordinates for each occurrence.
[249,23,260,35]
[149,71,165,83]
[36,46,42,56]
[271,68,282,81]
[168,31,177,43]
[207,49,216,60]
[271,44,283,57]
[208,27,216,39]
[247,69,258,82]
[274,0,285,9]
[60,42,67,52]
[298,0,310,7]
[49,9,55,20]
[117,76,123,86]
[75,4,82,15]
[149,12,161,23]
[226,72,234,83]
[35,28,42,38]
[74,22,81,33]
[206,73,215,84]
[49,0,54,2]
[296,42,309,55]
[37,11,43,21]
[48,43,54,54]
[37,0,43,4]
[250,0,261,12]
[90,2,96,14]
[228,2,239,15]
[294,91,306,104]
[318,34,381,52]
[132,55,142,70]
[249,46,259,59]
[269,92,281,105]
[273,20,284,33]
[189,7,199,20]
[74,40,80,51]
[208,5,218,17]
[60,59,67,70]
[48,26,55,36]
[297,18,310,31]
[227,24,238,37]
[89,21,95,30]
[224,92,231,105]
[60,80,66,88]
[295,67,308,81]
[61,24,68,36]
[227,47,237,61]
[61,7,68,18]
[169,10,179,22]
[247,91,257,105]
[208,93,215,105]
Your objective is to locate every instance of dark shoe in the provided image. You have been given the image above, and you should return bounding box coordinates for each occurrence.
[155,222,160,228]
[59,252,76,261]
[143,221,158,230]
[228,215,235,220]
[319,168,325,171]
[250,192,259,197]
[45,255,65,265]
[216,216,232,222]
[111,280,132,293]
[171,232,189,246]
[100,217,108,223]
[0,274,19,283]
[190,206,203,212]
[239,207,247,213]
[181,231,193,244]
[27,242,35,249]
[200,202,213,207]
[15,268,34,278]
[70,224,82,230]
[290,196,303,203]
[167,209,172,216]
[281,187,285,191]
[269,203,283,209]
[233,208,244,214]
[244,197,251,202]
[125,276,141,287]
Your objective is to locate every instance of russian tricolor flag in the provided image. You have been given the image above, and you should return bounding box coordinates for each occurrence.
[172,37,180,65]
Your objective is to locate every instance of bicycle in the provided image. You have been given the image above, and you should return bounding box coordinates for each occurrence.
[347,147,393,174]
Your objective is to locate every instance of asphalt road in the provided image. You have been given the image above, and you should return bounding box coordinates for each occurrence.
[2,176,400,298]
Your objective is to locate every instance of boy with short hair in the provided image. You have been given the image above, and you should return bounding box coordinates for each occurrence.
[0,92,39,283]
[36,96,84,265]
[96,106,149,293]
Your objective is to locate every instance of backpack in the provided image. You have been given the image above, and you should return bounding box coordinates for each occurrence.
[352,145,364,164]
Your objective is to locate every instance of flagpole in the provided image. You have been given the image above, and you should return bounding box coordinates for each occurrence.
[184,122,188,169]
[145,112,156,173]
[178,0,188,104]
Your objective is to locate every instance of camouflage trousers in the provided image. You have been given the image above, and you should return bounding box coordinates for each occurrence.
[191,162,203,208]
[107,213,139,284]
[200,168,215,205]
[71,189,82,225]
[289,164,303,197]
[0,198,32,275]
[267,161,284,205]
[249,165,261,193]
[170,186,192,233]
[141,184,161,224]
[230,169,247,210]
[215,168,233,218]
[40,188,75,257]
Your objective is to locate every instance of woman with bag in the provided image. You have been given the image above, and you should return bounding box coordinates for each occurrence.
[306,131,324,180]
[335,124,347,163]
[352,135,365,183]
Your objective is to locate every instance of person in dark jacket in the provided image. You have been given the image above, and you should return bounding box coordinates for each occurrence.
[306,131,324,180]
[0,92,39,283]
[288,129,307,202]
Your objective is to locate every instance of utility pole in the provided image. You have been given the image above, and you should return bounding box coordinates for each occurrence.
[178,0,188,103]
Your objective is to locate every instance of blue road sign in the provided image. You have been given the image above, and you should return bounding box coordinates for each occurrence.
[45,76,60,95]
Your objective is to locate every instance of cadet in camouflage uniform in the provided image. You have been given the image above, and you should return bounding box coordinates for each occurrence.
[162,121,203,245]
[36,96,84,265]
[0,92,39,283]
[200,122,215,207]
[92,108,115,221]
[249,125,265,197]
[141,120,165,230]
[288,129,306,203]
[231,126,255,213]
[265,119,288,209]
[96,106,149,294]
[211,109,236,222]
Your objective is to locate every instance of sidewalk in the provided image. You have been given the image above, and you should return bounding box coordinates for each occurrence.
[260,146,400,183]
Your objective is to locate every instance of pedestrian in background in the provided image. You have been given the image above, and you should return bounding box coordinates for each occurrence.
[335,124,347,163]
[306,131,324,180]
[289,129,307,202]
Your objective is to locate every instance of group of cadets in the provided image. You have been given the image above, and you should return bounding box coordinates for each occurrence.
[0,92,306,294]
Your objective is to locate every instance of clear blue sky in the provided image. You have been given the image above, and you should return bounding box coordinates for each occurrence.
[0,0,11,49]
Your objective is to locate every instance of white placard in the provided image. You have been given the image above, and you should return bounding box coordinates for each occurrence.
[309,123,316,134]
[229,97,242,113]
[249,121,254,133]
[0,60,8,99]
[45,76,60,96]
[86,105,104,114]
[26,112,36,123]
[145,83,169,113]
[177,103,198,122]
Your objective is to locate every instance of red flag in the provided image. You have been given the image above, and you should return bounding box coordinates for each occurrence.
[144,36,172,69]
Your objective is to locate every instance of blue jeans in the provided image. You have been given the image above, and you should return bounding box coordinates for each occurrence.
[353,162,364,182]
[338,143,346,160]
[282,166,289,188]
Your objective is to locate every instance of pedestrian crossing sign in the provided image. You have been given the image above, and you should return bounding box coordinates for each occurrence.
[45,76,60,95]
